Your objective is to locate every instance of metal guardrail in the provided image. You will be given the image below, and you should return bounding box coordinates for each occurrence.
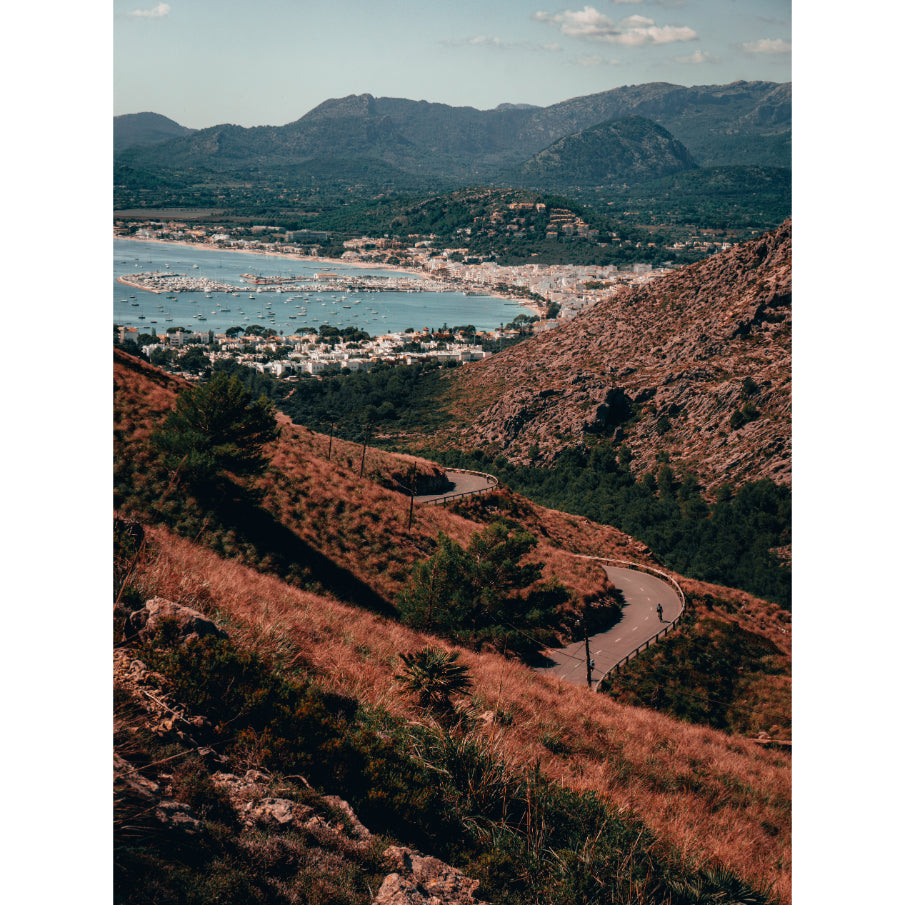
[563,554,686,690]
[417,469,499,506]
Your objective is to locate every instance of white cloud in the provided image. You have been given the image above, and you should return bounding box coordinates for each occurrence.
[577,54,622,66]
[443,35,562,52]
[129,3,170,17]
[533,7,618,40]
[676,49,717,64]
[615,24,696,46]
[468,35,504,47]
[533,6,696,45]
[620,15,655,28]
[741,38,791,54]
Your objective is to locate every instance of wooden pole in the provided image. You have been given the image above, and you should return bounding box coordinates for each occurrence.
[359,422,372,478]
[407,464,416,530]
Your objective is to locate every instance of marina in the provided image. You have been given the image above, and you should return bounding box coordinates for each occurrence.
[113,239,521,337]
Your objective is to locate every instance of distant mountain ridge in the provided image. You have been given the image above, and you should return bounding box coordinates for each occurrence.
[115,80,790,186]
[114,112,196,153]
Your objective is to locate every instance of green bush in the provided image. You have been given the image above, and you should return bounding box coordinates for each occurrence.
[396,522,549,649]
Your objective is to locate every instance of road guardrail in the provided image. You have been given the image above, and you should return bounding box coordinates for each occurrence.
[564,554,686,689]
[417,469,499,506]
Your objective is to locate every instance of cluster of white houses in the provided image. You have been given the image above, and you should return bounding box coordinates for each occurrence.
[118,324,492,379]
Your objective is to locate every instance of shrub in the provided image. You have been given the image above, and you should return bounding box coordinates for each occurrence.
[396,647,473,714]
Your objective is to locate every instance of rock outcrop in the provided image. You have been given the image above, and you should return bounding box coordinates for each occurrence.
[128,597,229,645]
[115,641,489,905]
[373,846,489,905]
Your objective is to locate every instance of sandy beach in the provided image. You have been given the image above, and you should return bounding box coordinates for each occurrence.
[116,234,427,280]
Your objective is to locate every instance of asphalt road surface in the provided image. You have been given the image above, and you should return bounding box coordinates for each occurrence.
[413,469,497,503]
[535,564,682,688]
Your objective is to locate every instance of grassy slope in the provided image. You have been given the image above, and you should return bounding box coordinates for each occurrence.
[114,349,791,901]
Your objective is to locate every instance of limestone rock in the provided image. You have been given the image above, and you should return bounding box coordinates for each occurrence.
[114,751,201,835]
[128,597,228,643]
[247,797,298,827]
[373,846,489,905]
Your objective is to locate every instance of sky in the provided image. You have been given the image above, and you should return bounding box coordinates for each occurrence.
[113,0,791,128]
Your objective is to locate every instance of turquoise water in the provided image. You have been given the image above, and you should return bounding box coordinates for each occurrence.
[113,239,523,336]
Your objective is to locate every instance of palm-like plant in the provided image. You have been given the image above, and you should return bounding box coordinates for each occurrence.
[397,647,473,713]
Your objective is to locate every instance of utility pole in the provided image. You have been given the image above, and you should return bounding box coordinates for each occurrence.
[327,421,335,460]
[407,464,416,531]
[359,421,373,478]
[577,611,594,690]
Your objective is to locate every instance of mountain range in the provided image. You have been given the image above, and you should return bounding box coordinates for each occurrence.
[115,80,790,195]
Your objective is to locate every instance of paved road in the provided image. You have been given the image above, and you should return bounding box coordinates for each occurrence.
[535,563,682,688]
[413,469,497,503]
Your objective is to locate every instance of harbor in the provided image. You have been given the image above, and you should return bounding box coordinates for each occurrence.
[113,239,518,336]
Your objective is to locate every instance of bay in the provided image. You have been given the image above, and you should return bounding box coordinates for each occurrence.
[113,239,523,336]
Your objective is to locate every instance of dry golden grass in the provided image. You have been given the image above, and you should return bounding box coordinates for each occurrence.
[129,525,791,904]
[115,351,792,901]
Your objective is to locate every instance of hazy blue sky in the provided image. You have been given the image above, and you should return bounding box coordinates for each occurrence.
[114,0,791,128]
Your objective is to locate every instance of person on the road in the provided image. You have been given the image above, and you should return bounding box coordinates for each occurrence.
[656,603,664,622]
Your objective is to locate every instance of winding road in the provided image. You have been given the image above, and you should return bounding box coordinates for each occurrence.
[535,562,683,687]
[413,469,682,687]
[413,469,497,504]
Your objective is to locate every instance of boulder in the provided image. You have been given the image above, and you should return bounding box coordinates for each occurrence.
[247,797,297,827]
[373,846,489,905]
[129,597,228,643]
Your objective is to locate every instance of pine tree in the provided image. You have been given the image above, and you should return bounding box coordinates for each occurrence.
[151,373,279,485]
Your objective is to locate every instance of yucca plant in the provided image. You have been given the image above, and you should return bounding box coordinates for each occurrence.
[396,647,473,714]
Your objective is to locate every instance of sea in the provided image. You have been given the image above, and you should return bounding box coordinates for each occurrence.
[113,239,524,337]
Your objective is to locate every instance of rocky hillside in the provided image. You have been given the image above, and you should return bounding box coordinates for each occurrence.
[447,221,791,494]
[113,348,791,903]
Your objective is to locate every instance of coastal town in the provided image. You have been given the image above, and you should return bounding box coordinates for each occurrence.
[114,216,678,379]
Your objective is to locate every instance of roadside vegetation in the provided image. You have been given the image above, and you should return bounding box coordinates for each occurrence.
[115,517,788,904]
[438,447,791,610]
[598,598,791,738]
